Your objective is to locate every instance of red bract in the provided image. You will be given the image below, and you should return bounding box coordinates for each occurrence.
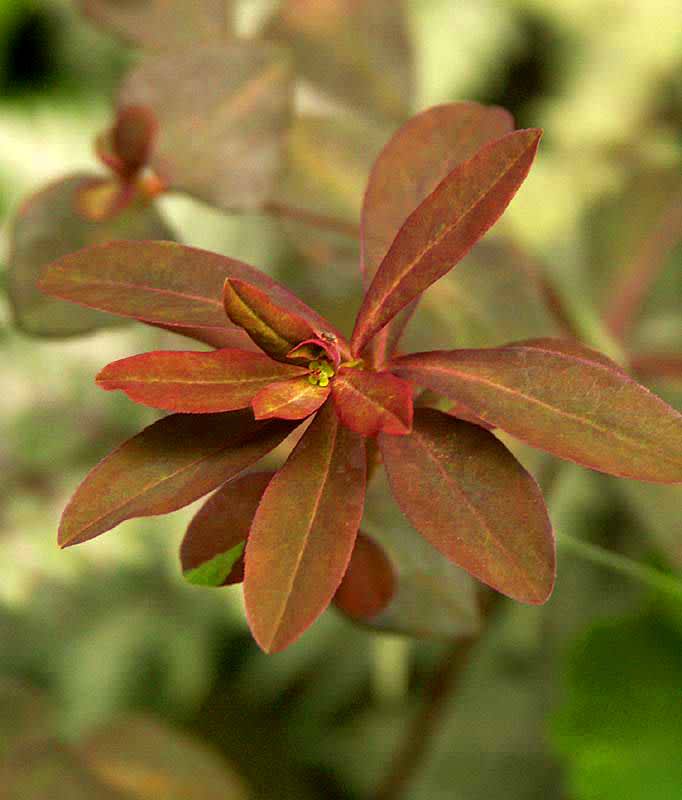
[40,103,682,654]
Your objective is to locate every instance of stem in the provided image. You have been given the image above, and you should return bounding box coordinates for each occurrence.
[604,191,682,342]
[558,532,682,601]
[263,201,360,239]
[372,636,411,706]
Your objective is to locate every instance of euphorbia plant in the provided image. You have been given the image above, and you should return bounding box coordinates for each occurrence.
[40,104,682,653]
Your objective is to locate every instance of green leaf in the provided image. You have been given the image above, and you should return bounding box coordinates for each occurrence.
[97,349,307,413]
[552,614,682,800]
[379,408,555,604]
[351,128,542,355]
[394,339,682,483]
[8,176,173,337]
[118,42,292,211]
[245,402,366,653]
[331,368,413,436]
[59,411,297,547]
[180,472,274,587]
[80,0,234,51]
[266,0,413,123]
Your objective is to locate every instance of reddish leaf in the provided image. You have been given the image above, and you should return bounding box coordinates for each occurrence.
[351,129,543,355]
[379,408,555,604]
[39,241,318,339]
[80,0,233,51]
[331,368,413,436]
[266,0,413,123]
[223,278,316,360]
[96,349,306,413]
[58,411,297,548]
[244,402,366,653]
[252,378,329,421]
[112,106,158,176]
[118,43,292,211]
[393,341,682,483]
[180,473,274,587]
[360,103,515,364]
[8,176,173,337]
[333,532,396,621]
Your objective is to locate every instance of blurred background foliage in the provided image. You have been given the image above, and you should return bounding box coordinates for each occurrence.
[1,1,681,797]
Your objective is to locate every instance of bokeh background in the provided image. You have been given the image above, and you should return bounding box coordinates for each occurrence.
[1,1,681,798]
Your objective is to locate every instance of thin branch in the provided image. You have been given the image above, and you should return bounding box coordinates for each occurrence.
[604,191,682,341]
[264,201,361,239]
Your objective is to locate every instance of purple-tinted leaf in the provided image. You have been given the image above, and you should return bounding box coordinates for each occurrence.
[331,368,413,436]
[245,402,366,653]
[379,408,555,604]
[80,0,233,51]
[333,532,396,621]
[266,0,413,123]
[59,411,297,548]
[393,341,682,483]
[118,42,292,211]
[352,129,543,355]
[251,378,329,421]
[180,473,274,587]
[8,176,173,337]
[97,349,307,413]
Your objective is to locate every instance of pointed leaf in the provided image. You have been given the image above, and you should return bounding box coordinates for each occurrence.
[351,129,543,355]
[251,377,329,421]
[245,402,366,653]
[8,176,173,337]
[333,532,396,621]
[393,341,682,483]
[80,0,233,51]
[331,368,413,436]
[266,0,413,123]
[379,408,555,604]
[111,105,158,176]
[223,278,317,359]
[180,473,274,587]
[40,240,319,339]
[118,43,292,211]
[59,411,297,548]
[97,349,306,413]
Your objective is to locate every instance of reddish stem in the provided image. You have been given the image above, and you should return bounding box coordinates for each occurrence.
[604,192,682,342]
[264,201,360,239]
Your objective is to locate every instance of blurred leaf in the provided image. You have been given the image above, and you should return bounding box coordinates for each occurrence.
[379,409,555,604]
[0,680,53,760]
[59,411,297,547]
[266,0,413,123]
[118,43,292,211]
[331,368,413,436]
[359,470,480,639]
[181,472,274,587]
[245,402,366,653]
[80,0,233,51]
[97,349,307,413]
[552,613,682,800]
[351,129,543,355]
[81,716,248,799]
[333,532,396,620]
[8,176,173,337]
[394,340,682,483]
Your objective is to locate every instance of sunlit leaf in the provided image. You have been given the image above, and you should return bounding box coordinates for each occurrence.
[59,411,297,547]
[180,473,274,587]
[118,43,292,211]
[80,0,233,51]
[245,402,366,653]
[331,368,413,436]
[251,377,329,421]
[8,176,173,337]
[351,129,542,355]
[333,532,396,621]
[379,408,555,604]
[394,340,682,483]
[361,102,514,363]
[97,349,306,413]
[266,0,413,123]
